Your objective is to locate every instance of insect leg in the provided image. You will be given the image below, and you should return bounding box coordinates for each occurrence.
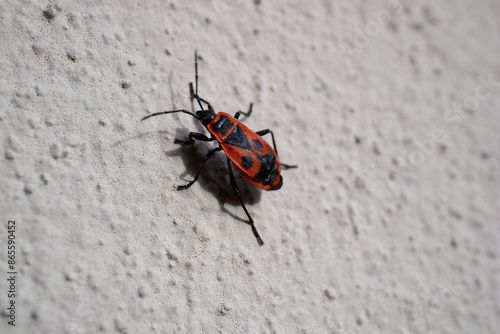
[256,129,297,169]
[177,147,222,190]
[227,158,264,246]
[174,132,214,145]
[234,103,253,120]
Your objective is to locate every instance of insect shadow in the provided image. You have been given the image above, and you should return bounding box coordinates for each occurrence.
[165,127,262,209]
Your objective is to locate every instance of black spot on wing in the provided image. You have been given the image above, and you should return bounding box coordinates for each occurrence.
[212,114,234,137]
[241,155,253,170]
[254,150,280,185]
[252,138,264,151]
[223,126,253,151]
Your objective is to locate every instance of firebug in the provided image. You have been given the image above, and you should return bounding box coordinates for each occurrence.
[141,51,296,245]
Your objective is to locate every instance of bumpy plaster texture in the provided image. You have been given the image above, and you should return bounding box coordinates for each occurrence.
[1,0,499,333]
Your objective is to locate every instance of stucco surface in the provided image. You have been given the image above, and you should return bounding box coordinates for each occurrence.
[1,1,499,333]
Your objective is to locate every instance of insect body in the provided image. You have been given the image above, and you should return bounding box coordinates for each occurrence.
[141,51,296,246]
[206,112,283,191]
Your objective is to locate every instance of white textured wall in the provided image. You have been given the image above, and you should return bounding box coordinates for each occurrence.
[1,0,499,333]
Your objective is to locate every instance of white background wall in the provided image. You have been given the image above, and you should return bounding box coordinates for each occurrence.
[1,0,499,333]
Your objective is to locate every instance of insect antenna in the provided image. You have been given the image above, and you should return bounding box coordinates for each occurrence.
[141,109,197,121]
[194,50,205,111]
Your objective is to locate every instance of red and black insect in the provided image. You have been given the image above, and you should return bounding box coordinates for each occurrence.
[141,51,296,246]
